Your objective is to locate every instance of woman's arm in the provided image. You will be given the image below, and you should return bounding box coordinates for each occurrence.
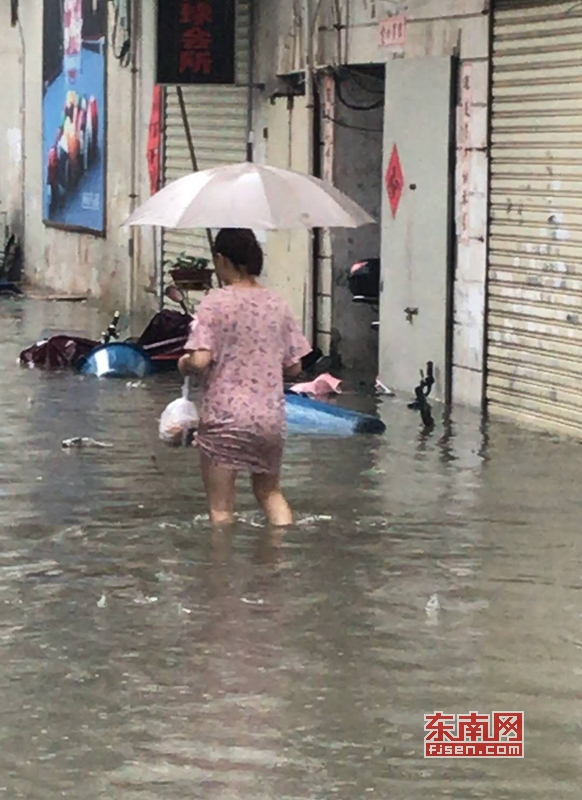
[181,295,218,377]
[179,349,213,376]
[281,303,313,380]
[284,361,302,380]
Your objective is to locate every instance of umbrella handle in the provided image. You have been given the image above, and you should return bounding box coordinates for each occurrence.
[182,376,190,400]
[181,376,191,447]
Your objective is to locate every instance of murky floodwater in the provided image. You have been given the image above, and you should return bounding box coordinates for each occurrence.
[2,298,582,798]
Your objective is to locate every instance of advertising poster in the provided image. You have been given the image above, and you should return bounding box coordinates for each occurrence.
[43,0,107,234]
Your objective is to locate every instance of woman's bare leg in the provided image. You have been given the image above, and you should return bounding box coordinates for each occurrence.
[252,472,293,527]
[200,453,237,525]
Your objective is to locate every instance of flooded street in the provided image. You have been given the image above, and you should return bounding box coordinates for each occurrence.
[2,298,582,799]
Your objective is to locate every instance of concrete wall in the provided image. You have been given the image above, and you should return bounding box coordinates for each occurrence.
[252,0,313,334]
[0,0,158,317]
[2,0,490,399]
[0,9,24,241]
[255,0,490,405]
[262,96,311,327]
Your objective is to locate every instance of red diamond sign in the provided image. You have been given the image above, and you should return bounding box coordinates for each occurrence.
[385,145,404,218]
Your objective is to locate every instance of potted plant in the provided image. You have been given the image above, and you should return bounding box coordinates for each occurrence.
[164,253,214,292]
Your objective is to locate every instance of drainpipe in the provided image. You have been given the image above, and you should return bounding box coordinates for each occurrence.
[157,86,167,313]
[128,0,140,316]
[302,0,315,344]
[312,76,321,352]
[17,17,26,265]
[246,0,255,162]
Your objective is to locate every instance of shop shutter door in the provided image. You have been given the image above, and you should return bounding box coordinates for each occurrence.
[488,0,582,433]
[487,0,582,433]
[162,0,250,265]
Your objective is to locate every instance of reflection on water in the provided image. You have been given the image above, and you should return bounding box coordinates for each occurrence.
[1,299,582,798]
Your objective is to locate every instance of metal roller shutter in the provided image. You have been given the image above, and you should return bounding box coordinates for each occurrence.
[488,0,582,434]
[162,0,250,265]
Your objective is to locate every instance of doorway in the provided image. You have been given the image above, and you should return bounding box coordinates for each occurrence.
[328,66,385,383]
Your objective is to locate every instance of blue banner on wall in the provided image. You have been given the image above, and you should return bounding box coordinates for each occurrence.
[43,0,107,235]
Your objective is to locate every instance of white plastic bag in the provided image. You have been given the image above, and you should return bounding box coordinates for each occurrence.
[159,378,199,446]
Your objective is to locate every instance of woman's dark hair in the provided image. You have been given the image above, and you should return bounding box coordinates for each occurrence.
[214,229,264,277]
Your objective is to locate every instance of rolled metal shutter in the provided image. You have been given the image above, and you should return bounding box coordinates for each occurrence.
[162,0,250,265]
[488,0,582,434]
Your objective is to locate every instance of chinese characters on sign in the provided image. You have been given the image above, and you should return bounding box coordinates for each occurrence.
[179,0,213,77]
[322,73,335,184]
[425,711,524,758]
[379,15,407,48]
[460,151,472,245]
[460,63,473,148]
[157,0,235,85]
[459,63,473,243]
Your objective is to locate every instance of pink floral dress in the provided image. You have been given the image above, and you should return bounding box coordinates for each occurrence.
[185,287,311,474]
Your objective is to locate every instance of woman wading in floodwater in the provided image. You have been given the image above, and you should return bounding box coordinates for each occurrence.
[179,229,311,527]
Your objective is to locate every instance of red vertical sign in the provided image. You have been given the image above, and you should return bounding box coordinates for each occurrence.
[459,64,473,243]
[147,85,163,196]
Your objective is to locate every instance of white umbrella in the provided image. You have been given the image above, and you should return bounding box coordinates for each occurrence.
[124,161,375,230]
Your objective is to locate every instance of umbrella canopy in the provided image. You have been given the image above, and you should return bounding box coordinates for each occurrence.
[124,162,375,230]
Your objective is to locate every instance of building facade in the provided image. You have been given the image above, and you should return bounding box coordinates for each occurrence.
[251,0,491,407]
[0,0,162,313]
[3,0,580,436]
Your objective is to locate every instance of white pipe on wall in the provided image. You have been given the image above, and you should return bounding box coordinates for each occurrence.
[17,15,26,259]
[246,0,255,161]
[302,0,315,343]
[128,0,140,315]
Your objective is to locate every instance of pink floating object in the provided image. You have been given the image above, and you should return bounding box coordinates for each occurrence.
[290,373,342,396]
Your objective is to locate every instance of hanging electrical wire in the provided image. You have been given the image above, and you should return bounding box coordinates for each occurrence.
[335,71,384,112]
[350,68,385,96]
[110,0,132,67]
[323,112,382,134]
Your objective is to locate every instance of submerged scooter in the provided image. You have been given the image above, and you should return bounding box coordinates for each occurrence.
[76,311,154,379]
[77,287,197,378]
[20,283,325,379]
[78,325,155,379]
[19,287,193,377]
